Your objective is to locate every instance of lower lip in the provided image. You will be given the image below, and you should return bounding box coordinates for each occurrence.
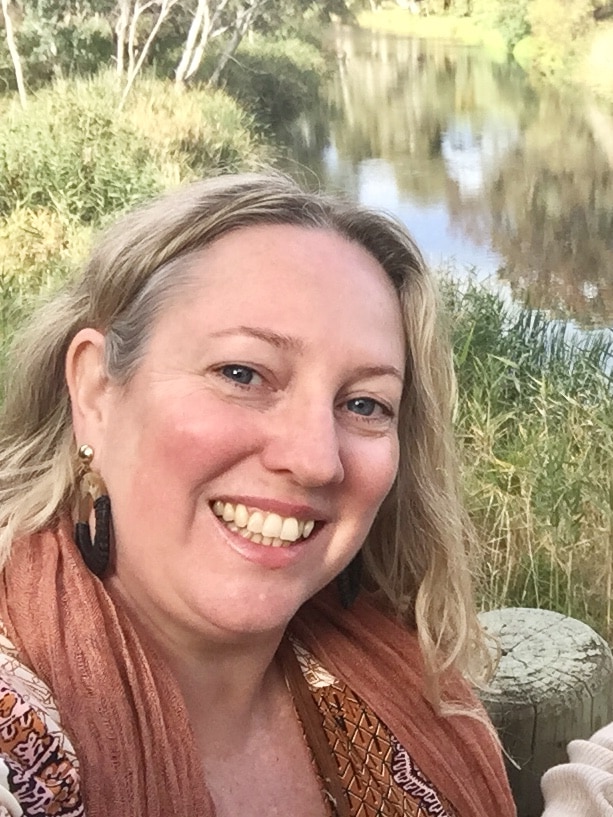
[212,513,316,569]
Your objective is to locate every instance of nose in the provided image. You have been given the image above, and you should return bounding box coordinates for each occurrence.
[260,394,345,488]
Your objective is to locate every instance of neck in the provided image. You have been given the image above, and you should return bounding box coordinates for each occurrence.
[104,574,290,731]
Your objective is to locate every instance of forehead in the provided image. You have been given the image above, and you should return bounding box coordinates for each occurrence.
[156,223,406,364]
[188,223,399,306]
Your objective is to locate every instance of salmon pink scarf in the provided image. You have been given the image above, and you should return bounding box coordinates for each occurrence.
[0,519,515,817]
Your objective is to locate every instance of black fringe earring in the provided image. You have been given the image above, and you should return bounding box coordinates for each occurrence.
[337,551,363,609]
[74,444,111,578]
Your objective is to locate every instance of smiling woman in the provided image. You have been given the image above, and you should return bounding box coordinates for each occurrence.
[0,174,515,817]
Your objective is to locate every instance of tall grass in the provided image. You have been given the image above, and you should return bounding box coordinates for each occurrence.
[0,72,268,372]
[445,278,613,638]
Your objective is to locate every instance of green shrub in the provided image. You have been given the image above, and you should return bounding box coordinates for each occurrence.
[0,207,91,360]
[0,74,161,223]
[15,14,114,87]
[471,0,530,48]
[0,72,267,224]
[212,36,327,132]
[124,78,266,178]
[525,0,596,79]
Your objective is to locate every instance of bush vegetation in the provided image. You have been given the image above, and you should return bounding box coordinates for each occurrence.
[213,36,327,133]
[0,32,316,350]
[358,1,613,96]
[0,76,162,223]
[445,279,613,637]
[0,72,267,224]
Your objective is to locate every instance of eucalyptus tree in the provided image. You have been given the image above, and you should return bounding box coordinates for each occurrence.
[1,0,351,98]
[174,0,352,87]
[0,0,27,106]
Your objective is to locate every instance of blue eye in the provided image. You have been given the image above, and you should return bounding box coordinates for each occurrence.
[347,397,378,416]
[220,365,256,385]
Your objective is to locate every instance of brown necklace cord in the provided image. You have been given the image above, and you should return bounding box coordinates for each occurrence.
[277,637,352,817]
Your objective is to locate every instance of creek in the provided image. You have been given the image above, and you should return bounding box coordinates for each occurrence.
[284,25,613,329]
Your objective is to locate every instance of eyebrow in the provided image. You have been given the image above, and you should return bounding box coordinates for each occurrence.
[209,326,305,352]
[351,364,404,383]
[210,326,404,382]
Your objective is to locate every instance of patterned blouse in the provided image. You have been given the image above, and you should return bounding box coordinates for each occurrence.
[0,632,456,817]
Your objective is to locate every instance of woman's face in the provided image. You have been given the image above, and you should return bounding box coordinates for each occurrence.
[88,224,405,646]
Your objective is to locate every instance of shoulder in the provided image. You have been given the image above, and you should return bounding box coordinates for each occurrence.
[0,622,84,817]
[542,723,613,816]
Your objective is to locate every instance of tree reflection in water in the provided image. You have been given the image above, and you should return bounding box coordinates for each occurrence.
[286,26,613,328]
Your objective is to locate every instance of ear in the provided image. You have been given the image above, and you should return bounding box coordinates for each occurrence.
[65,328,110,452]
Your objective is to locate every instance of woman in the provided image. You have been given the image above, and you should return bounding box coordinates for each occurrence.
[0,173,515,817]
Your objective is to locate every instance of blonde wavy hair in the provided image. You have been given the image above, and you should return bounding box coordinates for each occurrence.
[0,173,490,702]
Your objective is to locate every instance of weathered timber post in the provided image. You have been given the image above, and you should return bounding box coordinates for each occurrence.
[478,608,613,817]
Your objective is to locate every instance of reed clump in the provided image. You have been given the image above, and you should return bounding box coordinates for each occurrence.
[445,278,613,638]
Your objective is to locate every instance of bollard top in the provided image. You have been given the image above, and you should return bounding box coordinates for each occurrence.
[478,607,613,707]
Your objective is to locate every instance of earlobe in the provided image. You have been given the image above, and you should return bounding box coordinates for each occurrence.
[66,329,109,447]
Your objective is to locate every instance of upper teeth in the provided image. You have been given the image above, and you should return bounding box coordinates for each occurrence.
[212,501,315,545]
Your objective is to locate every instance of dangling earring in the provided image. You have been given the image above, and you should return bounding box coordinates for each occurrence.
[74,444,111,577]
[337,551,362,609]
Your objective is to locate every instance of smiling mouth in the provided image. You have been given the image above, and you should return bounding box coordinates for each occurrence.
[211,501,316,548]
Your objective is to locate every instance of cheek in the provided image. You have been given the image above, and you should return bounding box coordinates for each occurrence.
[142,406,259,489]
[345,437,399,516]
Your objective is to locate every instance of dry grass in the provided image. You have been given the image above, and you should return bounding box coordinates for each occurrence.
[445,278,613,638]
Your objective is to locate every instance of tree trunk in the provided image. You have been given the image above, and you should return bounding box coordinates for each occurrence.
[120,0,178,108]
[1,0,27,107]
[115,0,131,75]
[175,0,209,85]
[207,0,266,87]
[175,0,232,87]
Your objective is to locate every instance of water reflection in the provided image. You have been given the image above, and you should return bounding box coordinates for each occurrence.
[285,26,613,328]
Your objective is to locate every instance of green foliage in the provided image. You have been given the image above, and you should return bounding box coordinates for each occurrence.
[471,0,530,47]
[0,75,162,223]
[0,71,266,225]
[0,207,90,350]
[211,36,327,132]
[528,0,595,42]
[124,78,265,177]
[2,3,114,87]
[524,0,596,78]
[1,0,341,93]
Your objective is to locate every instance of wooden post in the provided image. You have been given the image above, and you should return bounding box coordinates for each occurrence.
[478,608,613,817]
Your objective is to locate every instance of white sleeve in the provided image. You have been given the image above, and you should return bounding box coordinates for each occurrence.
[542,724,613,816]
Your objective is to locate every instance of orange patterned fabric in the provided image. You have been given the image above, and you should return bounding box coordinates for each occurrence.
[0,678,83,816]
[295,642,457,817]
[294,596,517,817]
[0,521,515,817]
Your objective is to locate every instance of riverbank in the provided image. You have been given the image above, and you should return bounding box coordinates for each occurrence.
[357,7,613,105]
[357,8,508,58]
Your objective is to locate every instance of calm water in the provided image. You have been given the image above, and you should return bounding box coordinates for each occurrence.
[284,26,613,329]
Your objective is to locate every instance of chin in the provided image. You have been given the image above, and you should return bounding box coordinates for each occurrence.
[192,588,317,640]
